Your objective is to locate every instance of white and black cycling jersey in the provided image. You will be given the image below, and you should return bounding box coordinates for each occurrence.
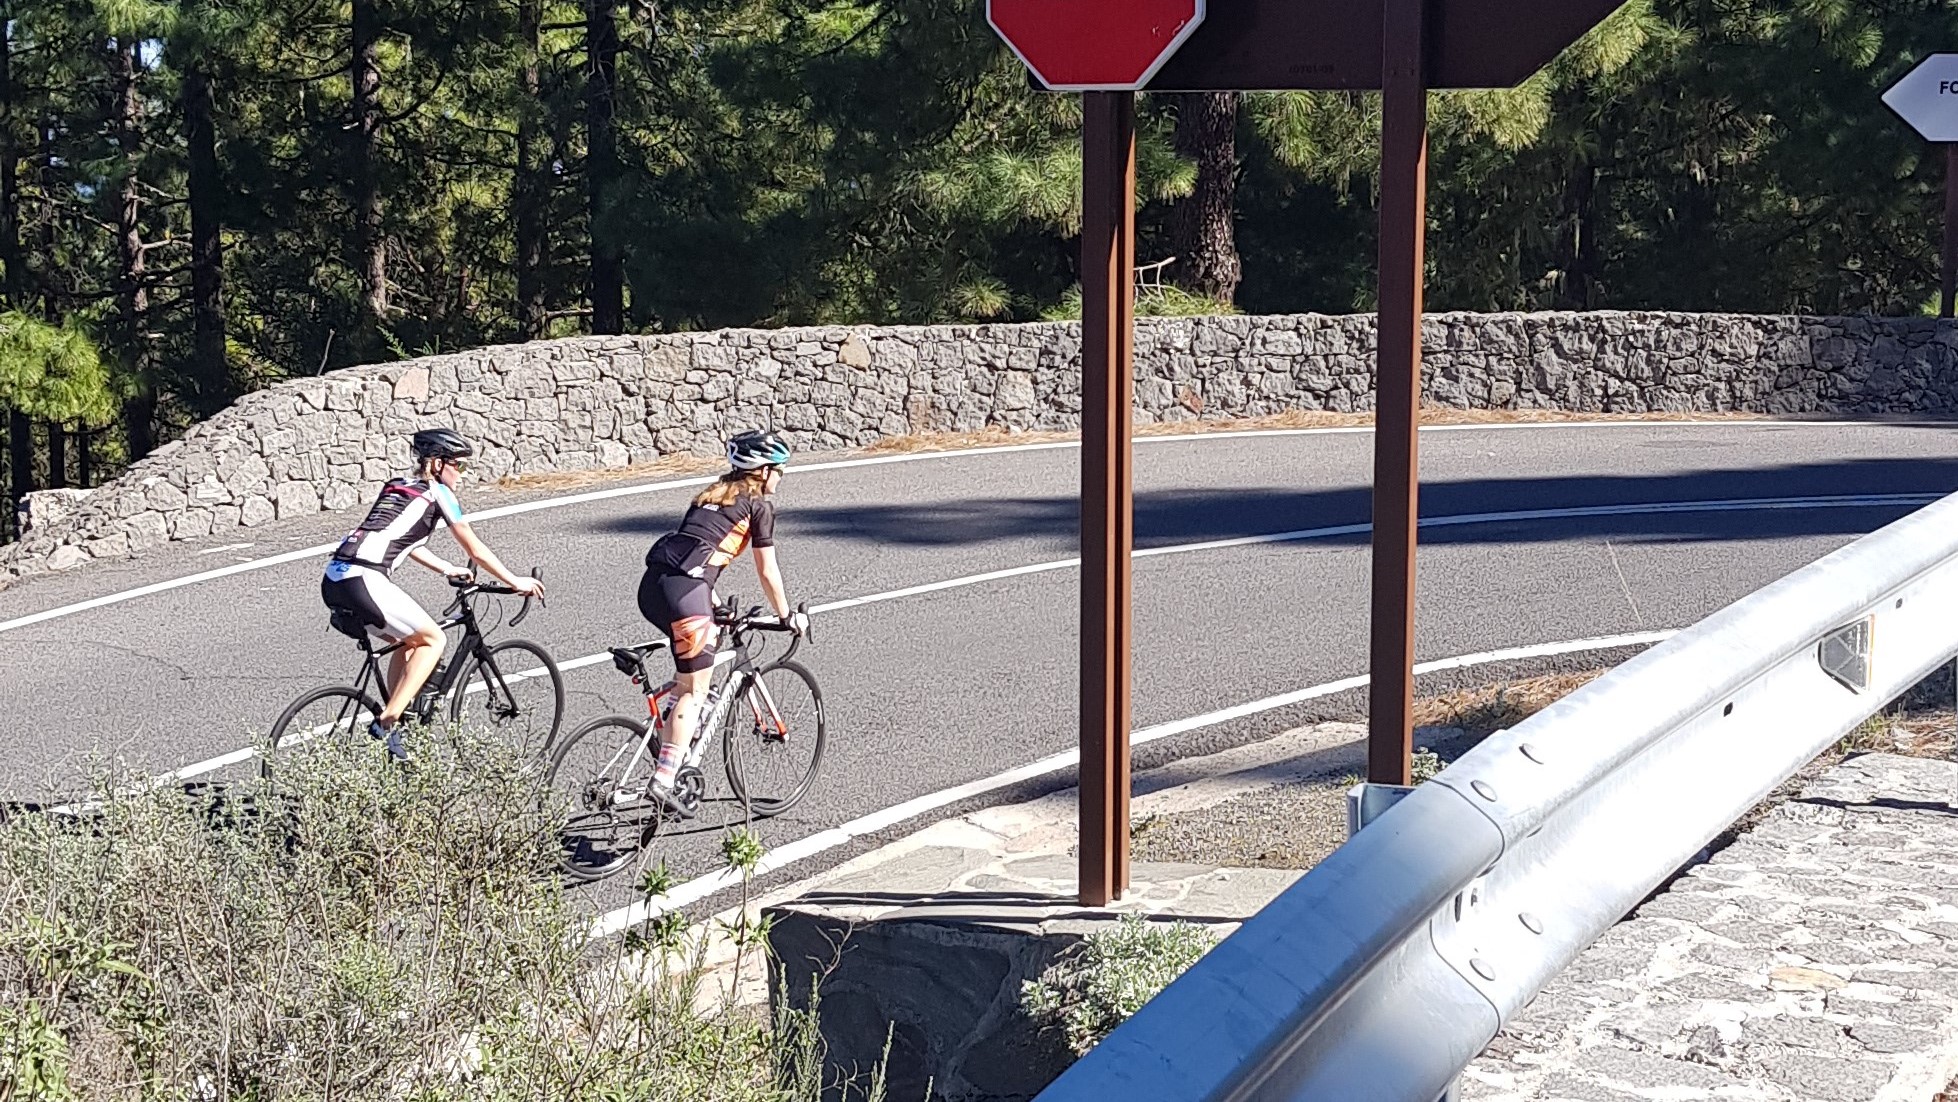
[330,478,466,572]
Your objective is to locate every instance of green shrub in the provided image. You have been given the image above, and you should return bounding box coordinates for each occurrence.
[1021,914,1216,1056]
[0,725,867,1101]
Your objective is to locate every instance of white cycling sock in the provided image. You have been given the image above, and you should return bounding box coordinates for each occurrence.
[653,742,684,789]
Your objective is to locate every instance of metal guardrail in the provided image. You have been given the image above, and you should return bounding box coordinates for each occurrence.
[1035,488,1958,1102]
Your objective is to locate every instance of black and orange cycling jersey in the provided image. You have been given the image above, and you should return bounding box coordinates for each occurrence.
[645,494,776,586]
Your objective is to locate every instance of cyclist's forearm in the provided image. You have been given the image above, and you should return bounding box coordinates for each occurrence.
[452,525,523,586]
[757,563,791,617]
[409,547,459,574]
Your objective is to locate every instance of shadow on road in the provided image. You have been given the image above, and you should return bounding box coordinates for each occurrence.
[579,455,1958,551]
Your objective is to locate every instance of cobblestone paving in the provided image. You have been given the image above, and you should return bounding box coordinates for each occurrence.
[1463,753,1958,1102]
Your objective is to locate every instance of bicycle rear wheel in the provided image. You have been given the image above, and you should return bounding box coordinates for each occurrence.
[723,660,826,817]
[547,714,664,881]
[450,638,565,755]
[264,686,383,779]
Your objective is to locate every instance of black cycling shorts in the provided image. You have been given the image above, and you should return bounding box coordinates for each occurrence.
[321,561,436,645]
[637,570,718,674]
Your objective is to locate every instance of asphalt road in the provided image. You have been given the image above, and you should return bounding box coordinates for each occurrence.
[3,420,1956,914]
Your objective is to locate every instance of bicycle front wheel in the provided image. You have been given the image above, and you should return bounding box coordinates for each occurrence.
[723,660,826,817]
[264,686,383,779]
[547,714,660,881]
[450,638,565,754]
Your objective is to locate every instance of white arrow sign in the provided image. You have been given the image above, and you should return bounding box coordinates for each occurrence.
[1884,54,1958,142]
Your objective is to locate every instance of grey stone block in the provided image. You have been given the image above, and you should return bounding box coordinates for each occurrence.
[1761,1054,1894,1100]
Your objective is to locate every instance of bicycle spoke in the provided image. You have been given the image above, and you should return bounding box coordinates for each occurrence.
[723,661,825,816]
[453,640,564,753]
[548,715,658,880]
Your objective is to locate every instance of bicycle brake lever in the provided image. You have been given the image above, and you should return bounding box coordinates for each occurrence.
[510,567,542,629]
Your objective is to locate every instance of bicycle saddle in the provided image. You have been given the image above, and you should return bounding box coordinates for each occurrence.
[328,607,369,643]
[610,640,671,674]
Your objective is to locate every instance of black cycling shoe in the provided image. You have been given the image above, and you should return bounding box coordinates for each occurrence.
[367,719,407,761]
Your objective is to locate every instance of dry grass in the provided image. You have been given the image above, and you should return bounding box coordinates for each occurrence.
[1412,671,1607,738]
[853,428,1076,454]
[863,407,1777,456]
[1413,667,1957,758]
[485,406,1785,493]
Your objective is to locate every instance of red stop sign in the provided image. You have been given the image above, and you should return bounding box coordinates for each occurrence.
[988,0,1206,92]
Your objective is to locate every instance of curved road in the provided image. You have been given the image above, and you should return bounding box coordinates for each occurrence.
[3,420,1956,909]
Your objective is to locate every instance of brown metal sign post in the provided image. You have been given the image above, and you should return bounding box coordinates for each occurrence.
[1148,0,1619,786]
[1079,92,1138,906]
[992,0,1622,902]
[1366,0,1429,785]
[1945,144,1957,319]
[988,0,1200,908]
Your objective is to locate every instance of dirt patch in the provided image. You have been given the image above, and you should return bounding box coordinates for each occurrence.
[1128,673,1611,873]
[1130,777,1351,871]
[1134,667,1958,878]
[1936,1078,1958,1102]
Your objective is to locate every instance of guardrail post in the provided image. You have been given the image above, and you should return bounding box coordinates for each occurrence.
[1367,0,1429,785]
[1079,90,1136,907]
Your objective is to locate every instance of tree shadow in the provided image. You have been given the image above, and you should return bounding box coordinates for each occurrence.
[580,455,1958,551]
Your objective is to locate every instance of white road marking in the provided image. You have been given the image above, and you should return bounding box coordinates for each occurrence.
[0,419,1898,636]
[589,629,1677,936]
[149,491,1937,788]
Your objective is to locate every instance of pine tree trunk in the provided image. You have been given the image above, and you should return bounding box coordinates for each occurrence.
[514,0,550,340]
[1556,163,1601,311]
[352,0,386,336]
[0,7,22,308]
[1170,92,1241,306]
[37,119,61,489]
[184,62,228,413]
[0,8,20,535]
[77,424,91,486]
[584,0,624,334]
[116,39,155,458]
[8,413,30,510]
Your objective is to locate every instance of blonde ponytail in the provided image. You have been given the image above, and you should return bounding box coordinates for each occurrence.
[692,469,769,508]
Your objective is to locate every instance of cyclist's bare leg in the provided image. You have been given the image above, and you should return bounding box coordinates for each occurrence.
[655,668,712,788]
[378,623,444,727]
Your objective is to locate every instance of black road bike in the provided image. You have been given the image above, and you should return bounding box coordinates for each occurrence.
[548,598,825,881]
[267,570,564,771]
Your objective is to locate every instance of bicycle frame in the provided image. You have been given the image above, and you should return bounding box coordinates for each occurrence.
[603,611,798,797]
[343,578,529,721]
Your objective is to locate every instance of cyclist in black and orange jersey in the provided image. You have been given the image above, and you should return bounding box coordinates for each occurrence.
[636,429,807,813]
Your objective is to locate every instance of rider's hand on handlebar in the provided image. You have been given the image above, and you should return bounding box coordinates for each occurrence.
[444,565,476,584]
[786,609,810,637]
[512,575,545,599]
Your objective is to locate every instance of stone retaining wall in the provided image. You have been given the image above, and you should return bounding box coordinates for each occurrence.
[5,311,1957,587]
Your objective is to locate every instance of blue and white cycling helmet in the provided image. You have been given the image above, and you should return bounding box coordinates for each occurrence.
[727,429,791,471]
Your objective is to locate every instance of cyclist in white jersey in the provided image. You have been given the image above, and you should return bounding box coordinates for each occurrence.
[321,428,544,753]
